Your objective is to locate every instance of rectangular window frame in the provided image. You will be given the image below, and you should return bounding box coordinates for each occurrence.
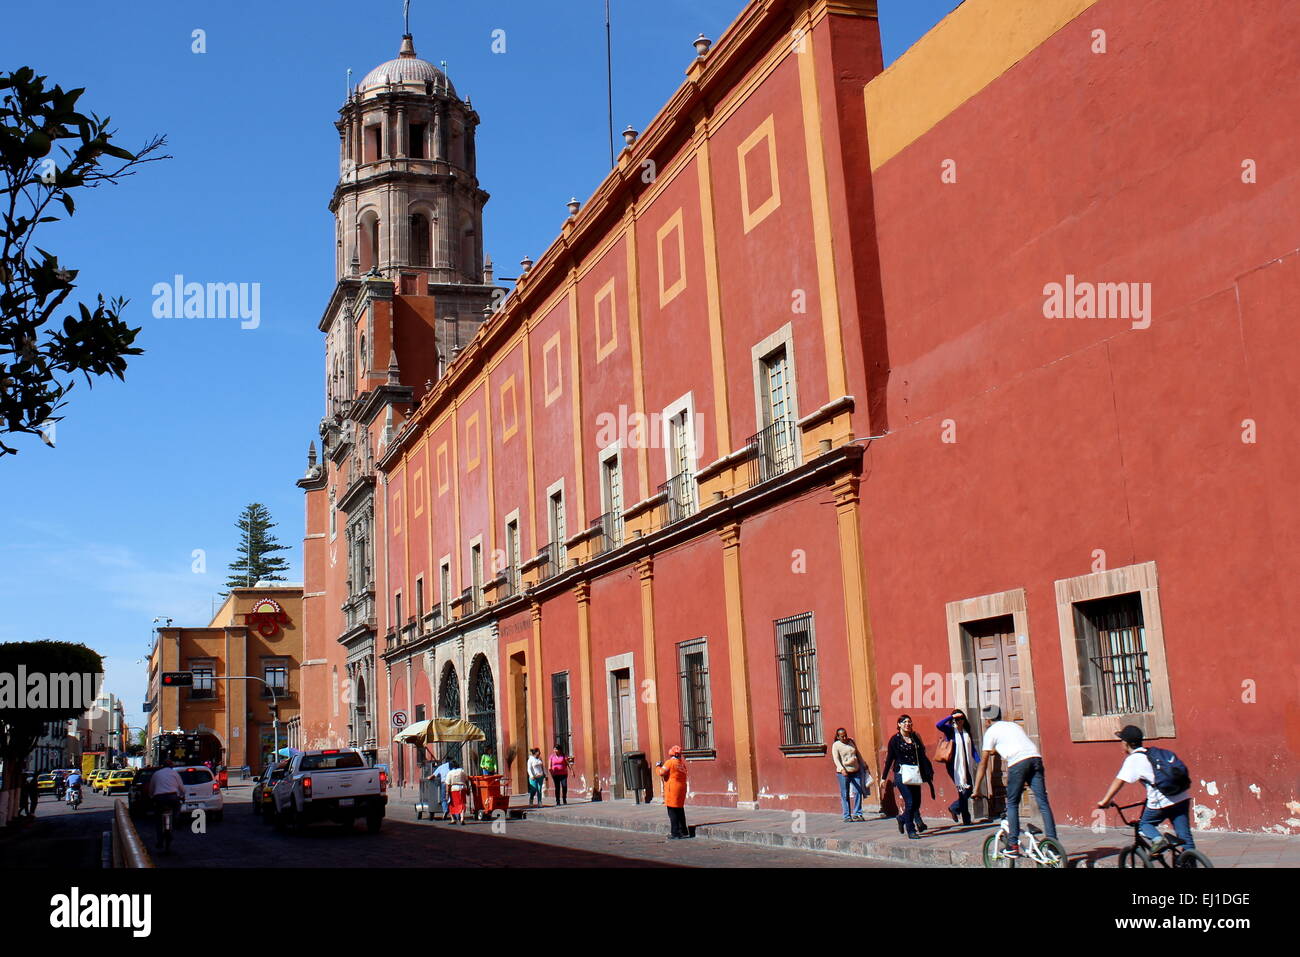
[774,612,824,754]
[551,671,573,759]
[676,638,714,758]
[188,659,216,700]
[262,658,289,698]
[1054,561,1175,742]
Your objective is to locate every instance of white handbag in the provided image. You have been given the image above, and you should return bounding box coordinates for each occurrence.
[900,764,922,786]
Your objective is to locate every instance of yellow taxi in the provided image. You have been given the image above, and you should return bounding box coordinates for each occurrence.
[88,769,109,792]
[36,773,55,793]
[104,769,136,794]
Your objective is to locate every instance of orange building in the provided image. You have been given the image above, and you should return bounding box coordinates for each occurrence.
[146,586,303,774]
[297,0,1300,832]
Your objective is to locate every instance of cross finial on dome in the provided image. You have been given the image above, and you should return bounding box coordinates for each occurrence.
[404,0,412,36]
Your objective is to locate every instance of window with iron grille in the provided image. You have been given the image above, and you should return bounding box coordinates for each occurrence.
[551,672,572,757]
[189,661,215,699]
[774,613,823,751]
[1072,593,1152,716]
[676,639,713,754]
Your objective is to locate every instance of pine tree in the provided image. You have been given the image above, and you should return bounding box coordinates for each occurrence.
[223,503,291,594]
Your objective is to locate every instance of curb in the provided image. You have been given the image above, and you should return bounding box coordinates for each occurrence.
[520,809,1010,867]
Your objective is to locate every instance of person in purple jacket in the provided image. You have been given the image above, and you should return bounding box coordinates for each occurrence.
[936,709,980,825]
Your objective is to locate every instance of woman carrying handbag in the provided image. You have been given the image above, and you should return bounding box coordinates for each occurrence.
[936,709,979,825]
[880,714,934,839]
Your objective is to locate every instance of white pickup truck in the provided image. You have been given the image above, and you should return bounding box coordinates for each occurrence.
[270,748,388,833]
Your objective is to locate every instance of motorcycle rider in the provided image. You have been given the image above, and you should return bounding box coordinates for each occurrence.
[65,769,84,807]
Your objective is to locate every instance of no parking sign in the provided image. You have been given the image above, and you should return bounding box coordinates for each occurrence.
[392,711,408,728]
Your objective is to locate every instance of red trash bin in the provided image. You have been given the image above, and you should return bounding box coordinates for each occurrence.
[468,774,507,819]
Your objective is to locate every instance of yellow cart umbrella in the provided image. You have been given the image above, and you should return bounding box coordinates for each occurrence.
[393,717,486,746]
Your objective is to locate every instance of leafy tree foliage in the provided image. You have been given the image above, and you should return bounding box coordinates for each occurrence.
[0,67,169,456]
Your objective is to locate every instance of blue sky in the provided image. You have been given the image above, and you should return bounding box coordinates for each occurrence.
[0,0,962,735]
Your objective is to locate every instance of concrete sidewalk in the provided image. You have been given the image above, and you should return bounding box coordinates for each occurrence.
[513,799,1297,868]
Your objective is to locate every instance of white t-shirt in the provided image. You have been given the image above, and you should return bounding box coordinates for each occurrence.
[527,755,545,779]
[445,768,469,790]
[981,721,1041,768]
[1117,749,1190,809]
[148,766,186,797]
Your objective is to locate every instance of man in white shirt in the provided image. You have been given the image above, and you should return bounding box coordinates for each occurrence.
[1097,724,1195,852]
[971,704,1058,856]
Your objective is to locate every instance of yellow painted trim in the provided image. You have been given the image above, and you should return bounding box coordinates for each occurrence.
[464,410,482,471]
[831,474,883,800]
[695,123,733,461]
[593,276,618,362]
[575,585,598,792]
[424,440,433,613]
[451,405,461,593]
[655,208,688,308]
[412,466,424,517]
[499,374,519,442]
[623,207,652,502]
[720,525,757,805]
[566,280,587,524]
[530,603,545,753]
[796,16,849,398]
[484,375,496,561]
[522,326,539,556]
[542,332,563,406]
[637,559,663,798]
[865,0,1101,171]
[737,114,782,234]
[435,442,449,495]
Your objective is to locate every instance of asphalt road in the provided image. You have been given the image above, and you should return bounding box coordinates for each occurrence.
[34,782,903,868]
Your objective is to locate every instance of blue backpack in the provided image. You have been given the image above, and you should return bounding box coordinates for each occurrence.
[1144,747,1191,796]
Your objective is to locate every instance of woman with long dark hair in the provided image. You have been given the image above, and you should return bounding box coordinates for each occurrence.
[936,708,980,824]
[880,714,934,839]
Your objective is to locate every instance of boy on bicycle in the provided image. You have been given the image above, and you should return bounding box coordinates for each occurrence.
[1096,724,1195,853]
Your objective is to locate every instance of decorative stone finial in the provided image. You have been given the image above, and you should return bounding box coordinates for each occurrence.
[694,34,712,58]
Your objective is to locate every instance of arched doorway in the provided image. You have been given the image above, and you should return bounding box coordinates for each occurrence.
[354,672,370,748]
[439,662,462,764]
[468,654,497,773]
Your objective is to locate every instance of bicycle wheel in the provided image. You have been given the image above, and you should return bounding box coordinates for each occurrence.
[1034,836,1067,868]
[982,831,1014,868]
[1118,846,1151,868]
[1176,849,1214,868]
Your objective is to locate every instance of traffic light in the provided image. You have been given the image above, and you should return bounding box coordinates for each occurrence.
[161,672,194,687]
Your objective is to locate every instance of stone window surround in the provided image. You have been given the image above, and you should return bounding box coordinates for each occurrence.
[943,587,1041,744]
[1053,560,1175,742]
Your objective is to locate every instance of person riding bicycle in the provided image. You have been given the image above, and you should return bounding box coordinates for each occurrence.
[147,758,186,848]
[971,704,1059,858]
[1096,724,1195,854]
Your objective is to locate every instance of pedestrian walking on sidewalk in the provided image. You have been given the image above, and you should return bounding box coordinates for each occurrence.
[831,727,869,822]
[21,772,39,817]
[444,760,470,825]
[936,709,979,825]
[971,704,1058,858]
[527,747,547,807]
[549,746,571,805]
[657,745,690,839]
[881,714,934,839]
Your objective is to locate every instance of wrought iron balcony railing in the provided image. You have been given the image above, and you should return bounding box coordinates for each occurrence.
[747,419,799,487]
[594,510,623,554]
[658,470,697,527]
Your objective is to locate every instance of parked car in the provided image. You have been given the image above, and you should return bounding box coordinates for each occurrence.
[176,765,224,822]
[104,769,136,795]
[252,762,288,817]
[127,768,157,817]
[271,748,387,833]
[36,773,55,795]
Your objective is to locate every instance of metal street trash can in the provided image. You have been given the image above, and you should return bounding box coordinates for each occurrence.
[416,762,444,820]
[622,751,653,804]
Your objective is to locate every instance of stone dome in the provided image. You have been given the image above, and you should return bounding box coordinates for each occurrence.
[360,35,455,96]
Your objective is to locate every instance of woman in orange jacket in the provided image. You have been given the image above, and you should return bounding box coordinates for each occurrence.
[657,745,690,839]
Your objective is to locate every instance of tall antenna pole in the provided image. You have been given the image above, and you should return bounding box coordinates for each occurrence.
[606,0,615,167]
[404,0,411,35]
